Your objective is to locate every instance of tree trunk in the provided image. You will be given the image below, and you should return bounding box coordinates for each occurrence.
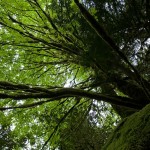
[102,104,150,150]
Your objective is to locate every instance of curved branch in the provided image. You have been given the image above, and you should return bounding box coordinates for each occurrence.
[0,81,143,110]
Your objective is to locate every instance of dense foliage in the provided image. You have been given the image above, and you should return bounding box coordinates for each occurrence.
[0,0,150,149]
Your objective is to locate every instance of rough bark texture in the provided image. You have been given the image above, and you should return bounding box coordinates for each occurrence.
[102,104,150,150]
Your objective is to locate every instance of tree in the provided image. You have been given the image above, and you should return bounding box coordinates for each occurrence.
[0,0,150,149]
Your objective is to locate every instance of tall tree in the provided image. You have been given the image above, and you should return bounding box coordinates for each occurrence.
[0,0,150,149]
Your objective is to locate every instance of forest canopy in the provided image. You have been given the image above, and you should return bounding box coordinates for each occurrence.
[0,0,150,149]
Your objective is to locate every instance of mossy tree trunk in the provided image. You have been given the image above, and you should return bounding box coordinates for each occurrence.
[102,104,150,150]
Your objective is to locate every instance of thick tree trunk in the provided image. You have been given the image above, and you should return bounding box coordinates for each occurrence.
[102,103,150,150]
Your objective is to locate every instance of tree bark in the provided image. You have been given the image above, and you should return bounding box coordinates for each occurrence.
[102,104,150,150]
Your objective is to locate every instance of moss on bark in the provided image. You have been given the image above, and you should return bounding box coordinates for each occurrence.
[102,104,150,150]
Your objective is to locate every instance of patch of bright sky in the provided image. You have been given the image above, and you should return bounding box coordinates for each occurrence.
[145,38,150,45]
[14,53,19,60]
[105,0,125,14]
[89,100,117,127]
[133,38,150,65]
[64,78,74,87]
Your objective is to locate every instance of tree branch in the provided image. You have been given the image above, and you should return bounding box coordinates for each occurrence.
[0,81,143,110]
[0,96,65,111]
[74,0,150,100]
[41,100,79,150]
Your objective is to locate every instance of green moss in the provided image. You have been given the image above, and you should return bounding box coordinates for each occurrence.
[102,104,150,150]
